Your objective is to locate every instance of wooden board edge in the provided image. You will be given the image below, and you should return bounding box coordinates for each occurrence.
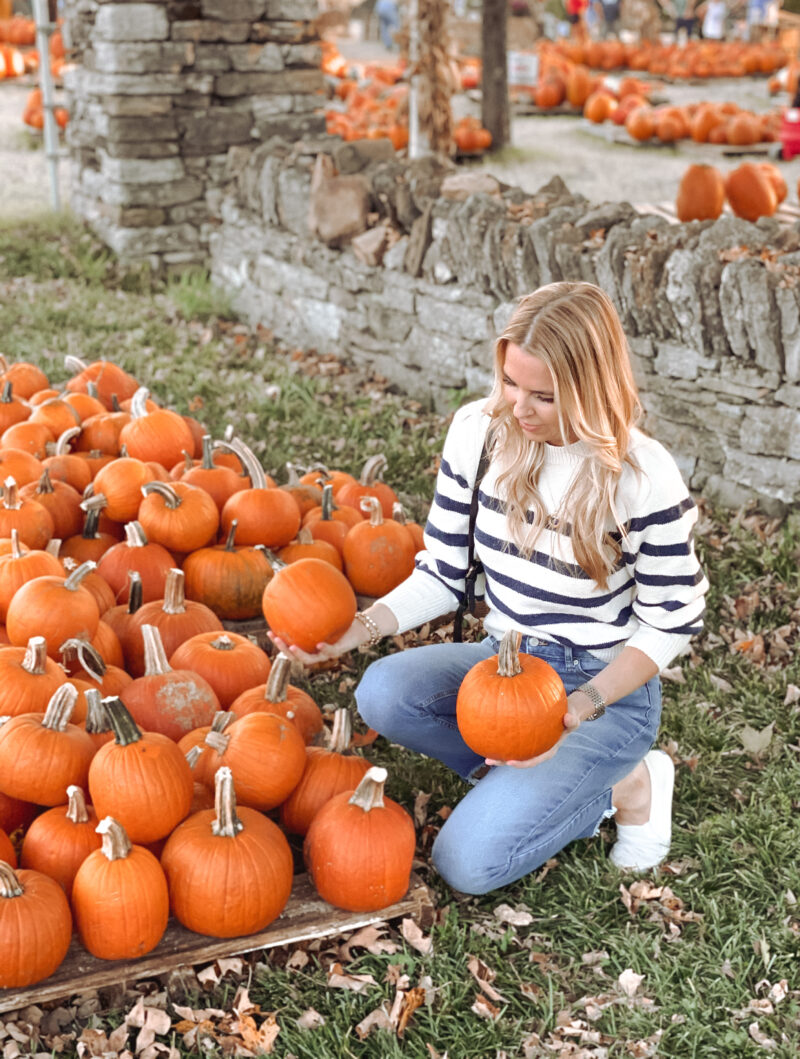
[0,874,434,1016]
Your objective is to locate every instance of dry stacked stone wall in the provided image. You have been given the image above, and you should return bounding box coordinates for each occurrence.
[62,0,324,267]
[209,140,800,514]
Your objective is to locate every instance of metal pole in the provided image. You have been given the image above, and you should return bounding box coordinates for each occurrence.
[32,0,61,211]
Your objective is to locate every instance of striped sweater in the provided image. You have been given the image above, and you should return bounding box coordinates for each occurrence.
[379,399,708,671]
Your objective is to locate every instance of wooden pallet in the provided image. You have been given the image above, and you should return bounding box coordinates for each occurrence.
[580,120,781,157]
[0,872,433,1015]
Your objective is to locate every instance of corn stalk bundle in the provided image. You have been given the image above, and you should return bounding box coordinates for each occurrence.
[415,0,455,156]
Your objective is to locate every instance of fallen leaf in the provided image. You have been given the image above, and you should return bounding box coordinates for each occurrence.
[296,1009,325,1031]
[493,903,533,927]
[401,918,433,955]
[748,1022,777,1050]
[660,666,686,684]
[709,674,734,693]
[739,722,774,756]
[470,994,500,1020]
[396,986,426,1037]
[617,968,644,998]
[581,950,609,966]
[466,955,507,1002]
[326,963,378,993]
[285,949,309,971]
[339,924,397,961]
[784,684,800,706]
[355,1006,393,1039]
[414,791,431,827]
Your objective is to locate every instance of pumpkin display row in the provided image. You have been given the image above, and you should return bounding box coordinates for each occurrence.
[675,161,791,223]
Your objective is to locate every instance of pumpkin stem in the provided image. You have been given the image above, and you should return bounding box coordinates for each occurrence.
[111,394,121,412]
[129,387,151,420]
[497,629,524,678]
[84,688,111,736]
[320,483,336,522]
[200,435,216,471]
[328,707,353,754]
[162,568,187,614]
[2,477,21,511]
[360,496,384,526]
[211,765,244,838]
[261,547,287,573]
[265,652,292,703]
[348,765,388,812]
[0,380,12,403]
[10,528,25,561]
[64,355,88,374]
[210,635,236,652]
[212,710,235,733]
[141,624,172,677]
[359,454,387,487]
[21,635,49,676]
[213,438,267,491]
[35,468,55,495]
[103,696,144,746]
[123,521,149,549]
[223,520,238,551]
[392,502,408,524]
[141,481,181,509]
[295,526,315,546]
[0,862,24,899]
[127,570,143,614]
[65,785,90,825]
[204,730,231,755]
[87,381,99,400]
[60,638,107,682]
[42,684,79,731]
[64,560,97,592]
[186,745,202,770]
[284,462,302,487]
[45,538,62,557]
[55,426,81,455]
[181,451,193,473]
[97,816,133,861]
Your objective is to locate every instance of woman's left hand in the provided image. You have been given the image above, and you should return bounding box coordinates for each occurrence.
[484,692,593,769]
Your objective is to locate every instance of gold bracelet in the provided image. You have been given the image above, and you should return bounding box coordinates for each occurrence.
[354,611,382,646]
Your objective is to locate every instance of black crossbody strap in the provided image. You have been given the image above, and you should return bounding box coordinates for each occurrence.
[453,436,491,643]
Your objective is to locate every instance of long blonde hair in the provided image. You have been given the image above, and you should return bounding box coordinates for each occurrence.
[484,282,642,588]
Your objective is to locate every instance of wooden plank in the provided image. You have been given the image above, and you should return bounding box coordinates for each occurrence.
[0,872,432,1015]
[633,200,800,227]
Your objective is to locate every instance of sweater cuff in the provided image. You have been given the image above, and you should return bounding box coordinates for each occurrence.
[626,626,693,672]
[375,569,460,635]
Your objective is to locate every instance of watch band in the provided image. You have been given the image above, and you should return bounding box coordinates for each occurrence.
[575,682,607,721]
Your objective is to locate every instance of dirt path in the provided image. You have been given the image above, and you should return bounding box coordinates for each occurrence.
[0,77,71,220]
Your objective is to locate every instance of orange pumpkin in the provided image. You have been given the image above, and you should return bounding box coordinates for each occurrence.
[725,163,778,222]
[676,164,726,222]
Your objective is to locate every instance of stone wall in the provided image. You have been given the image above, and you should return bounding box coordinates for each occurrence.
[209,138,800,514]
[62,0,324,267]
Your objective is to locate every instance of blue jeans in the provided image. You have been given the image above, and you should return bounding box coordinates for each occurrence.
[356,636,662,895]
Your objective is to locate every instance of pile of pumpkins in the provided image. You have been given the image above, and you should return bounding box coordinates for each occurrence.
[543,37,788,79]
[675,160,791,223]
[0,21,65,80]
[590,95,783,146]
[0,352,423,990]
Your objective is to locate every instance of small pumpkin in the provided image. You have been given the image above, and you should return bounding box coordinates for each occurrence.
[0,634,68,716]
[118,387,195,470]
[71,816,169,960]
[229,651,324,745]
[96,520,174,604]
[20,785,102,898]
[342,496,416,597]
[217,438,301,549]
[182,519,274,621]
[0,475,54,551]
[456,629,567,761]
[261,553,357,653]
[675,163,726,222]
[0,862,73,987]
[335,454,398,519]
[169,630,271,711]
[138,480,219,554]
[725,162,778,222]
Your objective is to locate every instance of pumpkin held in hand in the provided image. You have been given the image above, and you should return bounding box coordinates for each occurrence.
[456,629,567,761]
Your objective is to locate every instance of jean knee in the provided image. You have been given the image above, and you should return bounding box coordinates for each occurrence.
[431,823,498,896]
[354,656,399,731]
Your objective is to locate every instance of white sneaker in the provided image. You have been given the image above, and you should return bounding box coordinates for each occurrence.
[609,749,675,871]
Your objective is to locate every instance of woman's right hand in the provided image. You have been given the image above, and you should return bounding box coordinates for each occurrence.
[267,620,368,668]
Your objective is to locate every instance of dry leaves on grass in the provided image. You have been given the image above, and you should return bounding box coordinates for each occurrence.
[355,973,433,1040]
[620,880,703,939]
[174,987,280,1056]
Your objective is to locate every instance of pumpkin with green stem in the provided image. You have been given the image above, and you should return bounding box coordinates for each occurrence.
[0,379,31,434]
[19,467,83,540]
[88,697,193,843]
[161,766,293,938]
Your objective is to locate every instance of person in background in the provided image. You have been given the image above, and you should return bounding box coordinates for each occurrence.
[698,0,728,37]
[375,0,399,50]
[566,0,590,38]
[669,0,698,38]
[746,0,768,39]
[596,0,623,36]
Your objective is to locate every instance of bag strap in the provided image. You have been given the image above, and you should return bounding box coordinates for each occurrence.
[453,436,491,643]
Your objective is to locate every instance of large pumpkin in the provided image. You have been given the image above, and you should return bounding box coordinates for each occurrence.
[725,163,778,222]
[455,629,567,761]
[304,766,416,912]
[160,766,293,938]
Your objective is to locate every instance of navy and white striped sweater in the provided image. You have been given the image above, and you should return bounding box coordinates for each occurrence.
[379,399,708,670]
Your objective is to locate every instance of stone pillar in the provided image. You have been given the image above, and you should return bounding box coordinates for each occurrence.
[62,0,324,268]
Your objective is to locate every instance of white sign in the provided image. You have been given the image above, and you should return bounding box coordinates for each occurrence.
[507,51,539,88]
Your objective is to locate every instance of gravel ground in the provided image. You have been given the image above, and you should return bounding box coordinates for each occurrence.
[0,77,71,219]
[0,45,796,223]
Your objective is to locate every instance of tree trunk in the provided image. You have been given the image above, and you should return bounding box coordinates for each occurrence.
[481,0,509,151]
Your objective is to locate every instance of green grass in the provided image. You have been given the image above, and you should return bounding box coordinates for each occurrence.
[1,215,799,1058]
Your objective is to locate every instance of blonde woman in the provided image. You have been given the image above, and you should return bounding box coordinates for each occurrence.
[269,282,708,894]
